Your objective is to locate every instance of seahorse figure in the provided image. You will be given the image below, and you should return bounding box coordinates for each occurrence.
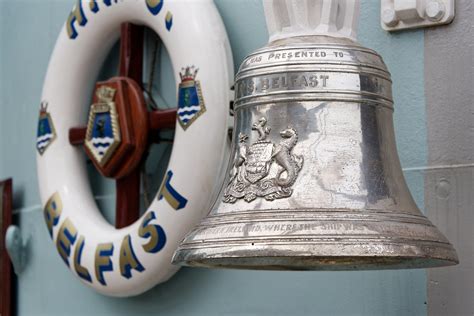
[252,117,271,141]
[228,133,248,182]
[223,133,250,203]
[273,127,303,187]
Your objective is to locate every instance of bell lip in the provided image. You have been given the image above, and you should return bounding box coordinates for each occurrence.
[173,207,459,270]
[172,244,459,271]
[172,225,459,270]
[173,256,459,271]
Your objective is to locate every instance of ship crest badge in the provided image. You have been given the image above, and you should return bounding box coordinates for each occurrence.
[36,101,57,155]
[177,66,206,130]
[223,117,304,203]
[84,86,121,166]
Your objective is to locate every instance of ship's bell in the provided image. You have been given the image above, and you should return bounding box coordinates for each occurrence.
[172,0,458,270]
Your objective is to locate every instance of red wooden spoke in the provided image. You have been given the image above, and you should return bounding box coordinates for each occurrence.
[69,110,177,146]
[1,179,13,316]
[119,23,143,85]
[115,171,141,229]
[68,23,176,229]
[114,23,144,228]
[69,127,87,146]
[148,109,177,143]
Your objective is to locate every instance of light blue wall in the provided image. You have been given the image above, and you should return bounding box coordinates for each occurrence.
[0,1,428,315]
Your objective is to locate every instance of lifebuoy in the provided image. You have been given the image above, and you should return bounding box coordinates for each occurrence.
[37,0,233,297]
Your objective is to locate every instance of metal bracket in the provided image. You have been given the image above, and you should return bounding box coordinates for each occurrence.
[5,225,29,275]
[381,0,455,32]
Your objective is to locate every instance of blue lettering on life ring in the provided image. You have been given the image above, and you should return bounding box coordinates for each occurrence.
[103,0,118,6]
[119,235,145,279]
[165,11,173,31]
[43,192,62,238]
[56,218,78,266]
[67,0,88,39]
[95,243,114,286]
[158,170,188,210]
[139,211,166,253]
[68,0,120,39]
[74,236,93,283]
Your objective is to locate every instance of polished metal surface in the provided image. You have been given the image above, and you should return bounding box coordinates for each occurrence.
[172,35,458,270]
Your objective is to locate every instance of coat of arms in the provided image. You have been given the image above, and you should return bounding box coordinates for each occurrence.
[36,101,56,155]
[223,117,304,203]
[177,66,206,130]
[84,86,121,166]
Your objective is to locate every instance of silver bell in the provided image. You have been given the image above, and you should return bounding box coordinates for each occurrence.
[172,0,458,270]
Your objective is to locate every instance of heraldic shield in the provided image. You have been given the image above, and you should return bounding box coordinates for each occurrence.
[245,141,273,183]
[36,101,56,155]
[223,117,304,203]
[85,86,121,166]
[177,66,206,130]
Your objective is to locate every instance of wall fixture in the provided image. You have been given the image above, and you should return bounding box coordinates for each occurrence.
[5,225,28,275]
[381,0,455,31]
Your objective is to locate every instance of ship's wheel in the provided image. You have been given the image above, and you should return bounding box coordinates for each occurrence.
[68,24,175,228]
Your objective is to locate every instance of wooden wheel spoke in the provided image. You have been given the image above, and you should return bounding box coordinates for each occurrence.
[69,109,177,146]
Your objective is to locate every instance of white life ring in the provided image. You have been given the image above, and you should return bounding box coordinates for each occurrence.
[37,0,233,297]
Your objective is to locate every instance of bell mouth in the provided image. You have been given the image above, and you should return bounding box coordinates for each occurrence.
[172,209,458,271]
[173,254,458,271]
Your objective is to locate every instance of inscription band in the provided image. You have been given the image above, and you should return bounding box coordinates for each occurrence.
[235,71,393,104]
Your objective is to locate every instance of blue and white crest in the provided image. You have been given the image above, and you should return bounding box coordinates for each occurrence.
[177,66,206,130]
[36,101,56,155]
[85,86,121,166]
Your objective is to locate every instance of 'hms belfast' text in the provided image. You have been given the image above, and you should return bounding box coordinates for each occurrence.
[237,74,329,98]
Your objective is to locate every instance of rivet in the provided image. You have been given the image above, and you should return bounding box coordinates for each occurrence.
[436,179,451,199]
[426,1,446,22]
[382,8,399,27]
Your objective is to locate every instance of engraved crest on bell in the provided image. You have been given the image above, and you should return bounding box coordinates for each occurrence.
[223,116,303,203]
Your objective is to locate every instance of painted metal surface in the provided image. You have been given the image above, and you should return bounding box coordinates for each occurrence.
[0,0,429,315]
[424,1,474,314]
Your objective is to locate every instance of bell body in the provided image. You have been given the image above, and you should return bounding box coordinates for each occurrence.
[173,36,458,270]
